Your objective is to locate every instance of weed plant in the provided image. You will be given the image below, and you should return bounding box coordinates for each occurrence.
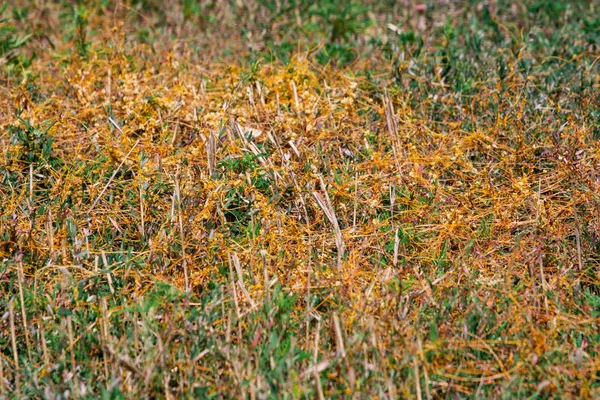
[0,0,599,398]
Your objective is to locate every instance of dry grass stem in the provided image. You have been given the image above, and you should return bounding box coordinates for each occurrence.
[89,138,140,213]
[9,299,20,398]
[313,176,345,269]
[16,262,31,361]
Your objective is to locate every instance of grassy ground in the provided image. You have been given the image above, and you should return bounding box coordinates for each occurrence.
[1,0,599,398]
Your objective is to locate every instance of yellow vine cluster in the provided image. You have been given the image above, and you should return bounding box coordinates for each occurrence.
[1,1,599,397]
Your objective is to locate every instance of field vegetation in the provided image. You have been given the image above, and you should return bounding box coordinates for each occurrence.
[1,0,599,398]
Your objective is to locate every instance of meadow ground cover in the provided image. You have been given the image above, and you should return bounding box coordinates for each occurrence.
[0,0,599,398]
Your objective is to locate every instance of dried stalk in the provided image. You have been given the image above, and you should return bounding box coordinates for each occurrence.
[313,176,345,269]
[332,314,346,358]
[9,299,20,398]
[16,262,31,361]
[89,138,140,213]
